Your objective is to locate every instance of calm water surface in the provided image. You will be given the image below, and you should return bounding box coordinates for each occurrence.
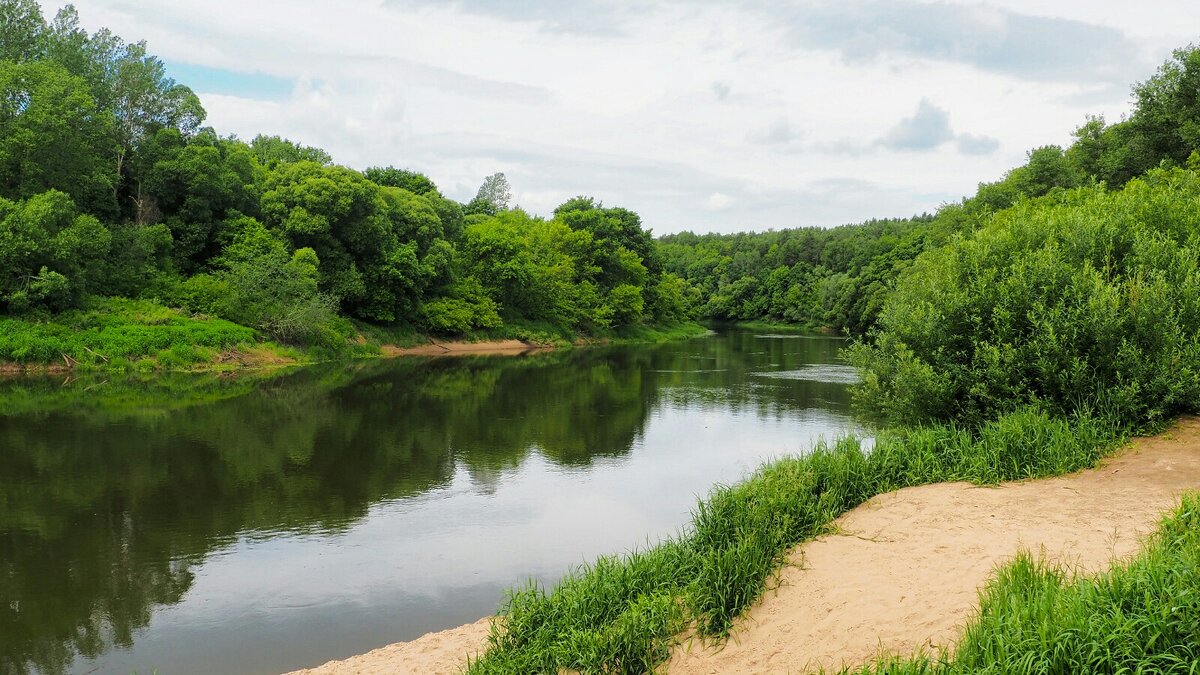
[0,329,862,674]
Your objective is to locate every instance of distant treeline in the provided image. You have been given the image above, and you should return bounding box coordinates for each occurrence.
[659,43,1200,335]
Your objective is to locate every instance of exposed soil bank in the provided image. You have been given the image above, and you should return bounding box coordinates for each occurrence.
[380,339,545,357]
[284,418,1200,675]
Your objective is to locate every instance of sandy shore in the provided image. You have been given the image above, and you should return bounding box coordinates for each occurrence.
[380,339,544,357]
[286,417,1200,675]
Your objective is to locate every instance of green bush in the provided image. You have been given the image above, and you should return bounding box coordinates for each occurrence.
[849,168,1200,429]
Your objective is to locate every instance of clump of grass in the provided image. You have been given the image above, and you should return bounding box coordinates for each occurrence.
[0,297,257,368]
[467,408,1125,674]
[850,492,1200,674]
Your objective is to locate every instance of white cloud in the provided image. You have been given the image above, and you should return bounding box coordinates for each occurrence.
[37,0,1200,232]
[705,192,734,211]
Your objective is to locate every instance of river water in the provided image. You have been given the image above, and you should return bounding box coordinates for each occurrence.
[0,328,862,674]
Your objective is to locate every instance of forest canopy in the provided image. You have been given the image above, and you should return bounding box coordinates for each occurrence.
[0,0,689,354]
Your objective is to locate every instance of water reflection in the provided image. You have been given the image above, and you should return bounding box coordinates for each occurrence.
[0,330,857,674]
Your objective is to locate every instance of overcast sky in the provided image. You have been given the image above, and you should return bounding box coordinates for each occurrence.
[39,0,1200,234]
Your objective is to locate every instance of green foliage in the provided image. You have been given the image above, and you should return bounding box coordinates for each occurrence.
[659,215,945,334]
[248,134,331,167]
[850,169,1200,429]
[0,60,116,214]
[0,297,255,366]
[363,166,438,194]
[169,216,345,347]
[468,410,1122,674]
[0,190,110,311]
[851,493,1200,674]
[466,172,512,216]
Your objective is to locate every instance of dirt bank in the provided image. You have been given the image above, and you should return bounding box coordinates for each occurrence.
[285,418,1200,675]
[381,339,545,357]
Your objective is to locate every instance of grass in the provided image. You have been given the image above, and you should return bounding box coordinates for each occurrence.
[467,408,1126,674]
[848,492,1200,674]
[2,299,707,373]
[0,297,275,371]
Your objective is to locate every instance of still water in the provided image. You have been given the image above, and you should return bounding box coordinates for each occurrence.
[0,328,861,675]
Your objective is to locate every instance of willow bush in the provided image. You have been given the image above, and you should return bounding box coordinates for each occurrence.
[849,168,1200,430]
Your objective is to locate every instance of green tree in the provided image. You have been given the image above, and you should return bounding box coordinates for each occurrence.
[0,61,117,215]
[466,172,512,216]
[0,190,111,312]
[364,166,438,194]
[250,134,332,168]
[0,0,44,62]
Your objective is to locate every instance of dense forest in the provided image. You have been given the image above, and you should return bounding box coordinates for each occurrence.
[0,1,692,367]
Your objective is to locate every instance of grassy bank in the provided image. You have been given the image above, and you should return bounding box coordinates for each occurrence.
[0,298,708,372]
[467,408,1125,674]
[852,492,1200,674]
[0,297,307,372]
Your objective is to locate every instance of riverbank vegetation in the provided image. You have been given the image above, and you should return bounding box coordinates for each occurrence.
[0,1,695,369]
[466,43,1200,675]
[468,411,1124,673]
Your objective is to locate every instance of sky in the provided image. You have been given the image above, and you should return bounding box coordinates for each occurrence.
[37,0,1200,234]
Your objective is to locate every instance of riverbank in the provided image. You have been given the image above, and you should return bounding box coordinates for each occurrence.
[0,298,709,373]
[287,417,1200,674]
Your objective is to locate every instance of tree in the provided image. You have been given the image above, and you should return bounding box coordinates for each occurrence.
[0,0,44,62]
[364,166,438,194]
[466,172,511,215]
[260,161,448,323]
[250,134,332,167]
[0,190,111,312]
[0,61,117,215]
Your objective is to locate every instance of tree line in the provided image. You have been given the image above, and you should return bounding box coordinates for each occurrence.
[4,0,1199,352]
[659,44,1200,336]
[0,0,689,350]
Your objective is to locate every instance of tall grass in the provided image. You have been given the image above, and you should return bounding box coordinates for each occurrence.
[467,408,1124,674]
[850,492,1200,674]
[0,297,258,369]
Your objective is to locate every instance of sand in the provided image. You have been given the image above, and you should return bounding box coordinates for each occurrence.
[287,618,493,675]
[286,418,1200,675]
[381,339,543,357]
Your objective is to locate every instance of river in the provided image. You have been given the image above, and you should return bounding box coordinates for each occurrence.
[0,328,862,674]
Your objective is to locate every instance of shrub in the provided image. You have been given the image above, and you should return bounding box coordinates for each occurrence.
[849,168,1200,429]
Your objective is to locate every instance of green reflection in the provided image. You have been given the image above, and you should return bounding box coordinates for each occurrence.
[0,332,851,674]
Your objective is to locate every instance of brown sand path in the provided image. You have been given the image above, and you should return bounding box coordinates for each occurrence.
[286,418,1200,675]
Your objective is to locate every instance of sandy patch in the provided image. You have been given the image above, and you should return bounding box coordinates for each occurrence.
[381,340,543,357]
[668,417,1200,674]
[283,418,1200,675]
[287,618,493,675]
